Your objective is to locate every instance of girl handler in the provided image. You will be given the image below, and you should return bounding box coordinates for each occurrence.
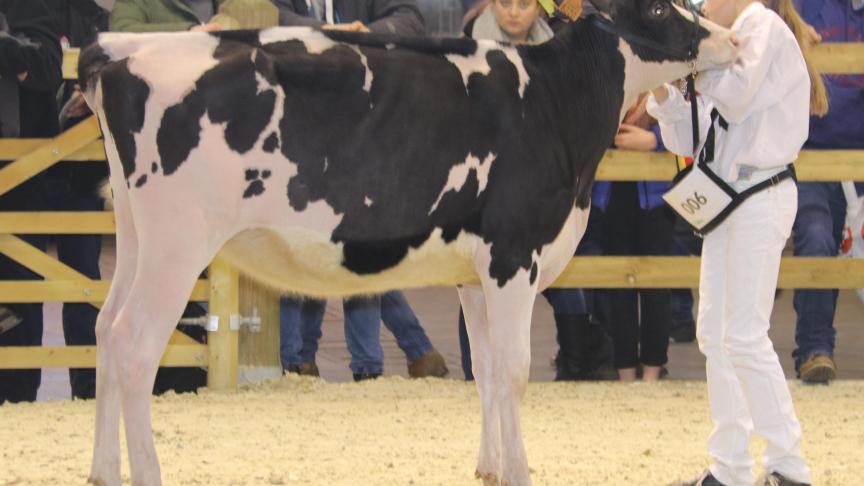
[647,0,827,484]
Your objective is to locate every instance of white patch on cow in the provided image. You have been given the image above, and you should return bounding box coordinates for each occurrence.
[106,32,220,108]
[364,196,373,207]
[445,42,529,98]
[258,26,318,45]
[445,42,495,93]
[323,157,329,172]
[348,45,374,93]
[260,27,340,55]
[617,41,690,123]
[428,152,496,215]
[385,43,396,50]
[254,70,270,95]
[501,48,530,98]
[257,81,285,153]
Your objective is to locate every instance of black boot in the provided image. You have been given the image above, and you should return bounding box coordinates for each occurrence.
[553,313,589,381]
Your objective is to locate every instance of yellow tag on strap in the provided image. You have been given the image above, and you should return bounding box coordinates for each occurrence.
[537,0,556,16]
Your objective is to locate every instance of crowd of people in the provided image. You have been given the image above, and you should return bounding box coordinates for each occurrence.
[0,0,860,417]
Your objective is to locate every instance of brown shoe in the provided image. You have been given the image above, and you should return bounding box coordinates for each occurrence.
[799,354,836,384]
[408,350,449,378]
[299,362,320,377]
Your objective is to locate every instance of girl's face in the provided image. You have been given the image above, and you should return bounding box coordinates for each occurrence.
[493,0,542,42]
[701,0,744,28]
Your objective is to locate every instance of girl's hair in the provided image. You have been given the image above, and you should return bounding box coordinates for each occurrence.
[764,0,829,116]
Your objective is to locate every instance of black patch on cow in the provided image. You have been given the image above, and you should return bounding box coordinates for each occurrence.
[262,170,271,179]
[99,58,150,181]
[341,232,431,275]
[245,169,259,181]
[158,37,277,175]
[151,162,158,173]
[213,30,261,50]
[258,21,631,284]
[605,0,710,63]
[135,174,147,188]
[529,262,538,285]
[243,179,265,198]
[321,29,479,57]
[262,132,279,153]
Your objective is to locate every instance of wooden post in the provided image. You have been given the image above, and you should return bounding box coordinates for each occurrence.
[239,276,282,381]
[207,256,240,392]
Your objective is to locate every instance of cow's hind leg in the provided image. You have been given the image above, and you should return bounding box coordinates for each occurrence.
[89,182,137,486]
[459,286,501,484]
[112,236,215,486]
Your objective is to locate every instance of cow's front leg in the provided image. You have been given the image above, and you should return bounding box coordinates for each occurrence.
[475,259,539,486]
[459,286,501,484]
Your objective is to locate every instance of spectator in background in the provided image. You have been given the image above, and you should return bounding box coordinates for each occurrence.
[272,0,424,34]
[595,94,672,381]
[789,0,863,385]
[462,0,552,42]
[110,0,223,32]
[274,0,449,382]
[21,0,111,401]
[0,0,63,404]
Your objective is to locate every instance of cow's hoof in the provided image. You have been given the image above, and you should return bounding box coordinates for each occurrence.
[87,475,111,486]
[476,469,501,486]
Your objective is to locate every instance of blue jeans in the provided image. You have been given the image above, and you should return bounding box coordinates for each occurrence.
[791,182,850,371]
[280,290,433,375]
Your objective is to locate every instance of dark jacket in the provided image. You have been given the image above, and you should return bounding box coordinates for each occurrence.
[110,0,226,32]
[273,0,424,35]
[49,0,108,47]
[0,0,62,139]
[795,0,864,149]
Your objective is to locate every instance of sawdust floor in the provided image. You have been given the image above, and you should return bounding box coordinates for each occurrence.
[3,377,863,485]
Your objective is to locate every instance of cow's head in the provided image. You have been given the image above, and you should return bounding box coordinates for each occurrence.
[588,0,737,112]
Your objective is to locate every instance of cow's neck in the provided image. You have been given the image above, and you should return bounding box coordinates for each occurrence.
[520,19,626,206]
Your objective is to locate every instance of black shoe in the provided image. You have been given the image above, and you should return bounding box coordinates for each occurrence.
[759,472,810,486]
[669,319,696,343]
[554,313,614,381]
[668,471,727,486]
[352,372,381,382]
[282,365,301,375]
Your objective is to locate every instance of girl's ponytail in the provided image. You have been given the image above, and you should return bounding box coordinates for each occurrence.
[766,0,829,116]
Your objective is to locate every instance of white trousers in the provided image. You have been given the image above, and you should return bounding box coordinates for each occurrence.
[697,179,811,486]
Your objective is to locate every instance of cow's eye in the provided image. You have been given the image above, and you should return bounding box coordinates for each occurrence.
[650,1,668,17]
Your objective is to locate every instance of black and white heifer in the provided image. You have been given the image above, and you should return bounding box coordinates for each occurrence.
[80,0,735,484]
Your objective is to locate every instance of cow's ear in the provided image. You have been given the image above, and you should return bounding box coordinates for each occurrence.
[586,0,616,16]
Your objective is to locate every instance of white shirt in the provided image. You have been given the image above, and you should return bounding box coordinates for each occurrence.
[646,2,811,183]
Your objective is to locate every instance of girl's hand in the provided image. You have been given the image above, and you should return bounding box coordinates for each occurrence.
[651,85,670,104]
[615,123,657,151]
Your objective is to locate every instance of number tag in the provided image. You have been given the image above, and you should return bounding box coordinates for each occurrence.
[663,164,734,232]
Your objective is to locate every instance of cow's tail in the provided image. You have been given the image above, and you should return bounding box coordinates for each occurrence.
[77,41,110,110]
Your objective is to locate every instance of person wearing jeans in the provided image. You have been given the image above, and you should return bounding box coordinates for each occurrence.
[790,0,864,384]
[280,291,448,380]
